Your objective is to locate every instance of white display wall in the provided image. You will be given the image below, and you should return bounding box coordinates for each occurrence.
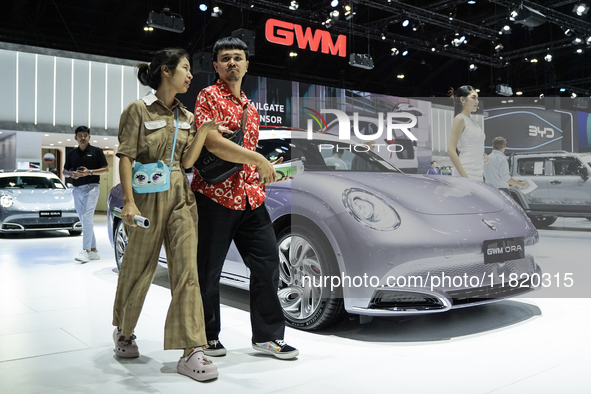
[0,47,150,131]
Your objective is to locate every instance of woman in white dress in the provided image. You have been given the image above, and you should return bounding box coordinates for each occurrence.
[447,85,488,181]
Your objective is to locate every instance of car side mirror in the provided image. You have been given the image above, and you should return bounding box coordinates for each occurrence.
[581,166,589,181]
[66,183,74,188]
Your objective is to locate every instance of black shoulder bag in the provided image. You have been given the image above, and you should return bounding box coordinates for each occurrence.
[195,105,247,184]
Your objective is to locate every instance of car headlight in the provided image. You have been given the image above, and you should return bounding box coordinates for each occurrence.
[0,195,13,208]
[342,188,400,230]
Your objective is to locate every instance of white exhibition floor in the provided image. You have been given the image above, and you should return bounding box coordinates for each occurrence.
[1,215,590,394]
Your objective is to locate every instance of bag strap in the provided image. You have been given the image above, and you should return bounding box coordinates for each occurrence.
[169,108,180,170]
[239,103,248,130]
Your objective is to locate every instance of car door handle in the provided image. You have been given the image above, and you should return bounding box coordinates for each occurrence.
[550,180,561,184]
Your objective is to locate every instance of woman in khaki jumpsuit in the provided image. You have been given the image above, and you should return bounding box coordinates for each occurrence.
[112,48,224,382]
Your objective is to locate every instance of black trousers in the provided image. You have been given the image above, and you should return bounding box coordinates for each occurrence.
[194,192,285,343]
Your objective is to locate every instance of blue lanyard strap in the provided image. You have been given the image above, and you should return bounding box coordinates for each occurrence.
[169,107,179,170]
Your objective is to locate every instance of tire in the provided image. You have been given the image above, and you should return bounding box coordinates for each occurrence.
[529,215,557,228]
[114,219,128,271]
[276,225,345,331]
[69,230,82,236]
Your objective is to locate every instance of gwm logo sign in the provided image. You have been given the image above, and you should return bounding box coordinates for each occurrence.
[265,18,347,57]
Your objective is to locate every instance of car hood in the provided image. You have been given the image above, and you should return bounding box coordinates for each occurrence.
[1,189,74,204]
[296,172,505,215]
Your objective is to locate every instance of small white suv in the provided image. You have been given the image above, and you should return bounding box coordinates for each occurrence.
[508,151,591,228]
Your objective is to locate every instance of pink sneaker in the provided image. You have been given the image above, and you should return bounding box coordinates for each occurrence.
[113,328,139,358]
[177,348,218,381]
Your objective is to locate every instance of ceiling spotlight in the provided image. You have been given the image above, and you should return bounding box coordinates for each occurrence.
[289,1,299,10]
[500,25,512,34]
[289,52,298,57]
[469,63,477,71]
[564,28,573,36]
[577,48,584,53]
[574,4,589,16]
[516,91,523,95]
[324,18,333,28]
[452,36,467,47]
[391,47,399,56]
[143,26,154,31]
[530,58,538,63]
[560,88,566,92]
[211,6,222,17]
[431,47,436,52]
[330,10,339,19]
[397,74,405,79]
[344,4,355,20]
[494,43,504,52]
[402,49,409,56]
[402,19,410,27]
[572,92,578,98]
[199,3,208,11]
[544,53,552,62]
[331,0,339,7]
[574,37,583,44]
[381,33,386,40]
[467,0,476,4]
[586,35,591,44]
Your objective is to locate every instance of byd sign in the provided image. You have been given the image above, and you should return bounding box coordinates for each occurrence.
[265,18,347,57]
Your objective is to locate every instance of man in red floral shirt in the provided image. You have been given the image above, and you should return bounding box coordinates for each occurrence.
[191,37,298,360]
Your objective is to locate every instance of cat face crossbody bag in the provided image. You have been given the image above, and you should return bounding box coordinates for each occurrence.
[132,108,179,194]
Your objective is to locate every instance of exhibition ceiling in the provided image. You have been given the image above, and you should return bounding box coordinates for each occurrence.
[3,0,591,99]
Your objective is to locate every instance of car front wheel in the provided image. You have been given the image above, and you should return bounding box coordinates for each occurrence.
[529,215,557,228]
[114,219,128,271]
[276,225,344,331]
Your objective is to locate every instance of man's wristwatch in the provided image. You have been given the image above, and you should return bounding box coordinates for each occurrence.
[89,170,93,176]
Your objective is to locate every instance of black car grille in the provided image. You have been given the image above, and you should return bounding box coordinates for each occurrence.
[27,223,75,229]
[369,290,447,311]
[3,222,77,230]
[449,278,533,306]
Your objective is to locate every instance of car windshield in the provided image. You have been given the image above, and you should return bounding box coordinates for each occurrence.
[0,176,66,189]
[258,138,403,173]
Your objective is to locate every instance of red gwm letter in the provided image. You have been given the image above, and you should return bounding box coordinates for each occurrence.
[265,19,294,46]
[321,32,347,57]
[265,18,347,58]
[294,25,323,52]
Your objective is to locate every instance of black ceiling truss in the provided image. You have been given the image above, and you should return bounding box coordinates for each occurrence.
[488,0,591,33]
[216,0,503,66]
[502,37,582,60]
[357,0,499,41]
[517,76,591,96]
[4,0,591,97]
[215,0,591,71]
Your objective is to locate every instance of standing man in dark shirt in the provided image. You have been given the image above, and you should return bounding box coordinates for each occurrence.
[191,37,298,359]
[64,126,109,263]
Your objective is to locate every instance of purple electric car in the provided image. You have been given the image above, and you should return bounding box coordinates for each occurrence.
[108,130,541,330]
